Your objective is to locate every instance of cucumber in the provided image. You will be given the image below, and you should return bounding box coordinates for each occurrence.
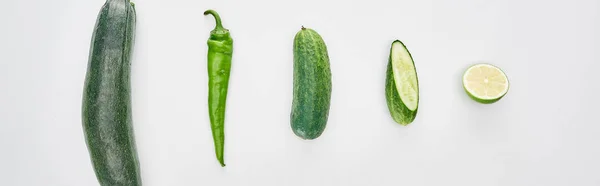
[81,0,140,185]
[385,40,419,125]
[291,27,332,140]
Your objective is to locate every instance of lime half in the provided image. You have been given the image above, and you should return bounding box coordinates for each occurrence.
[462,63,509,104]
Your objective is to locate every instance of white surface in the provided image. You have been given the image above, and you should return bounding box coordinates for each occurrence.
[1,0,599,185]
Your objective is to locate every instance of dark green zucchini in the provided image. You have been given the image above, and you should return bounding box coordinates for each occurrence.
[81,0,140,185]
[291,27,332,140]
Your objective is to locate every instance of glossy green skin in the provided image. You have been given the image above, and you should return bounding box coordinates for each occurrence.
[205,10,232,167]
[385,40,418,125]
[82,0,140,185]
[291,27,332,140]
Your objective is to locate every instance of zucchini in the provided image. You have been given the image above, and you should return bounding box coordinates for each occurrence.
[291,27,332,140]
[81,0,141,185]
[385,40,419,125]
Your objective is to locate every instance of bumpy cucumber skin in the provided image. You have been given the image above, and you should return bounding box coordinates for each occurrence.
[291,27,332,140]
[82,0,141,185]
[385,40,418,125]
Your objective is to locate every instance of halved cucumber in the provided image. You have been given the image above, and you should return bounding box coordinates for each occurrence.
[385,40,419,125]
[463,63,509,104]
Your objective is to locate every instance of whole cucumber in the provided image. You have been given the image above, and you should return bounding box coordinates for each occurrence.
[81,0,141,185]
[291,27,332,140]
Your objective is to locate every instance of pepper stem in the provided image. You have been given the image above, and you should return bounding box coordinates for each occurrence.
[204,10,224,30]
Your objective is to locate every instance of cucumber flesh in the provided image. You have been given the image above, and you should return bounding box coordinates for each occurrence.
[391,41,418,111]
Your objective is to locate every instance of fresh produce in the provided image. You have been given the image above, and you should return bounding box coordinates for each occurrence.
[385,40,419,125]
[462,63,509,104]
[81,0,140,185]
[291,27,332,140]
[204,9,233,167]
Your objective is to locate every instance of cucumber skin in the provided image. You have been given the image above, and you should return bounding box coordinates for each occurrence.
[385,40,418,125]
[291,28,332,140]
[82,0,140,185]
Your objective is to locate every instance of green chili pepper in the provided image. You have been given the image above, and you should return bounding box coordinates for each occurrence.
[204,9,233,167]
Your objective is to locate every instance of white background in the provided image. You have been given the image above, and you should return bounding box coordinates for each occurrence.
[1,0,599,185]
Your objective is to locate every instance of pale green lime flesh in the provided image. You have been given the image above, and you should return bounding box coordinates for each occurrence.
[462,63,509,104]
[391,42,419,111]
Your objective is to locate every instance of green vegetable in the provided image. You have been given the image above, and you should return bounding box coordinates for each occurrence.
[81,0,140,185]
[385,40,419,125]
[204,9,233,167]
[291,27,332,140]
